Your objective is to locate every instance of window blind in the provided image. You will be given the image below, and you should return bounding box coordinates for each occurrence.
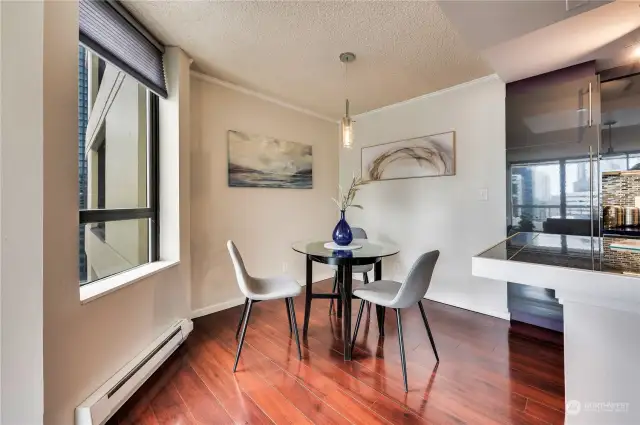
[79,0,167,98]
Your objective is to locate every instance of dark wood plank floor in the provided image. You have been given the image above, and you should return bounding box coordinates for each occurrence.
[108,279,565,425]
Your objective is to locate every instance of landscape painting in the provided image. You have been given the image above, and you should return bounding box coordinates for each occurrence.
[228,130,313,189]
[361,131,455,181]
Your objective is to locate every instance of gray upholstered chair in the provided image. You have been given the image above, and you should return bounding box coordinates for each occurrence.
[329,227,373,317]
[227,240,302,372]
[351,250,440,392]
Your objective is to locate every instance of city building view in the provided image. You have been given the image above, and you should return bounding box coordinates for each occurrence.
[511,154,640,232]
[78,45,89,282]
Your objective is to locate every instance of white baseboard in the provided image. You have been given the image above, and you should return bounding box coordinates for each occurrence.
[190,273,335,319]
[75,319,193,425]
[425,294,511,321]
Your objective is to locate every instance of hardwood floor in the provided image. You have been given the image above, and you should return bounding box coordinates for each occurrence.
[107,279,565,425]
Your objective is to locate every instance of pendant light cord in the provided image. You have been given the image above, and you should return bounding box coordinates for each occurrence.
[344,60,347,116]
[344,59,349,118]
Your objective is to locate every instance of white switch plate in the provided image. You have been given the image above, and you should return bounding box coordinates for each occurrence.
[479,188,488,201]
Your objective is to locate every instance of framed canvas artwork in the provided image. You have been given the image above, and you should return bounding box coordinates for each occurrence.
[361,131,455,181]
[228,130,313,189]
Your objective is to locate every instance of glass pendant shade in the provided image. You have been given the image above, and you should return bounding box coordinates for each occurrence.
[341,98,353,149]
[341,115,353,149]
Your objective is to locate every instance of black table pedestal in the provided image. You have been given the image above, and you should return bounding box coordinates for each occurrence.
[303,255,313,335]
[302,255,384,361]
[374,260,385,337]
[340,263,353,360]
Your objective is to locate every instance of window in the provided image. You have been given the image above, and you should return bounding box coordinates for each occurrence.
[78,46,159,285]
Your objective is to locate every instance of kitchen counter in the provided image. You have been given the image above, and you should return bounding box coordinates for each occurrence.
[473,232,640,424]
[480,232,640,275]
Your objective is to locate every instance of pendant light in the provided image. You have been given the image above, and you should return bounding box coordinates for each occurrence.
[340,52,356,149]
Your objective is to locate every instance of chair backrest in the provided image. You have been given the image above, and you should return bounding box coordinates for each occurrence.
[227,240,253,297]
[352,227,368,239]
[391,250,440,309]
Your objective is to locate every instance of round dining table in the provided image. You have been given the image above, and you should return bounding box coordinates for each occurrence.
[292,239,400,360]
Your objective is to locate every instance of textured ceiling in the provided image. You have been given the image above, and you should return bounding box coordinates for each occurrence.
[124,1,491,119]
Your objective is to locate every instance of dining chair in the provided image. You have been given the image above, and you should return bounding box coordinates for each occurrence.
[328,227,373,317]
[227,240,302,372]
[351,250,440,392]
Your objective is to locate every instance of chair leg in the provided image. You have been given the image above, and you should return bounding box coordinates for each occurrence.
[329,272,338,315]
[336,280,343,319]
[363,273,371,312]
[233,299,253,372]
[287,298,302,360]
[285,298,293,334]
[377,307,386,336]
[418,301,439,362]
[395,308,409,392]
[350,299,366,356]
[235,298,248,340]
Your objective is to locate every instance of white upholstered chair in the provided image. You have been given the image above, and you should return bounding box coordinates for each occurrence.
[227,240,302,372]
[351,250,440,392]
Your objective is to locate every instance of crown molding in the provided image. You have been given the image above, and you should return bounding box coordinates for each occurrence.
[190,71,337,124]
[353,74,503,119]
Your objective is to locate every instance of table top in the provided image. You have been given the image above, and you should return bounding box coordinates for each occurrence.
[477,232,640,276]
[292,239,400,265]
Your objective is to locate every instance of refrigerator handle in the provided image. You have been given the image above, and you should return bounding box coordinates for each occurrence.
[588,83,593,127]
[597,125,602,268]
[589,145,594,268]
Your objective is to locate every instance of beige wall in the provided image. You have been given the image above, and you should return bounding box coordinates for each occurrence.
[0,1,45,423]
[190,75,339,314]
[42,4,191,425]
[339,75,509,319]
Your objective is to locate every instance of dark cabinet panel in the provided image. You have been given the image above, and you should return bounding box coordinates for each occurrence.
[507,62,599,150]
[506,63,602,333]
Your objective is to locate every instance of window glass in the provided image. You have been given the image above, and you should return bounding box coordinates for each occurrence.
[81,219,152,284]
[629,153,640,170]
[511,162,561,232]
[78,45,157,286]
[565,159,591,220]
[79,45,89,282]
[85,57,148,210]
[600,154,627,173]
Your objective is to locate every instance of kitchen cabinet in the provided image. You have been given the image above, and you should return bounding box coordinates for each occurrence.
[506,62,603,332]
[506,62,600,150]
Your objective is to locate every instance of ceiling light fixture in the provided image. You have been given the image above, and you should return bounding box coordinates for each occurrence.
[634,45,640,58]
[340,52,356,149]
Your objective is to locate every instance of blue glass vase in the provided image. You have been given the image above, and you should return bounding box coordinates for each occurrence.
[332,210,353,246]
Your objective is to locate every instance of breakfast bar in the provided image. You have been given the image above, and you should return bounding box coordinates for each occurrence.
[473,232,640,424]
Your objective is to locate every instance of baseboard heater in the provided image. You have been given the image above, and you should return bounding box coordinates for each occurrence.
[75,318,193,425]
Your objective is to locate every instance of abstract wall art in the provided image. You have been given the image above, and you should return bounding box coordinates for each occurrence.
[228,130,313,189]
[361,131,455,181]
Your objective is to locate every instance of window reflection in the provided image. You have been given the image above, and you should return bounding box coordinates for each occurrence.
[511,161,561,232]
[510,151,639,234]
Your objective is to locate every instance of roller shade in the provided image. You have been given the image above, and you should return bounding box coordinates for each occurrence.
[79,0,167,98]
